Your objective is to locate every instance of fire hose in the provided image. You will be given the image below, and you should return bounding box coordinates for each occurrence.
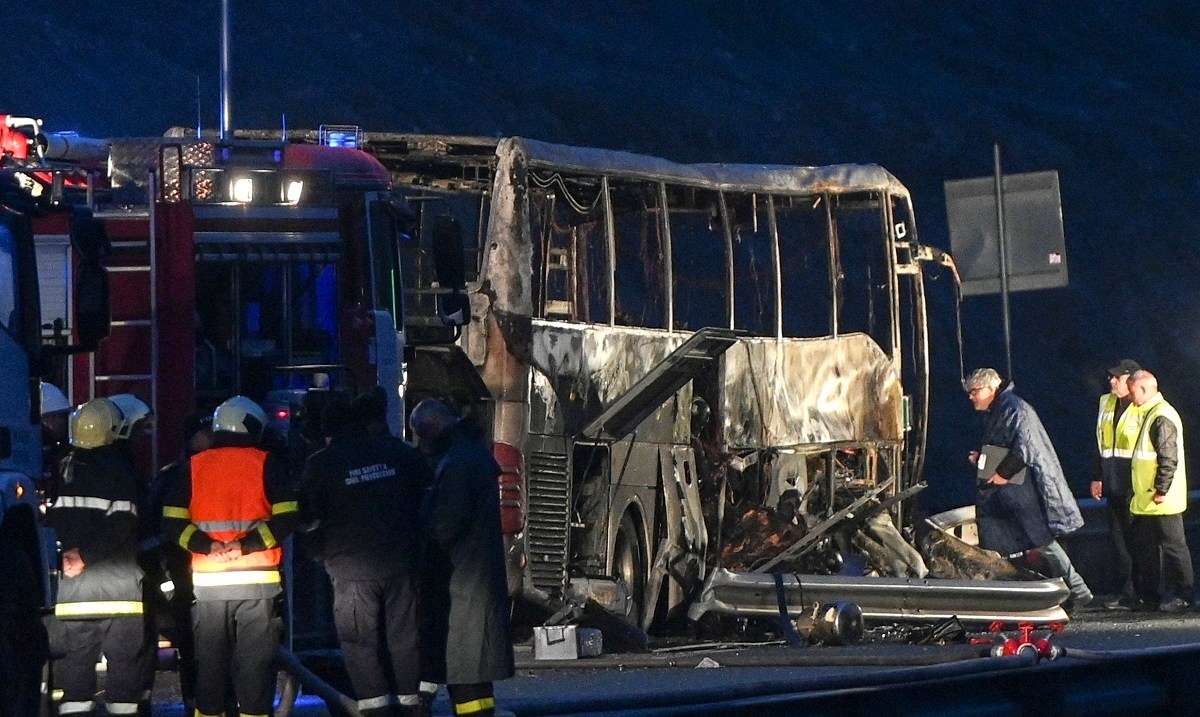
[274,646,361,717]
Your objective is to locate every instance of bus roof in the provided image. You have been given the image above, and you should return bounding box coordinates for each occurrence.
[513,137,911,199]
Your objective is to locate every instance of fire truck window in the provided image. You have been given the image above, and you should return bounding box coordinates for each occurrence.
[238,265,286,400]
[397,189,487,339]
[834,196,893,352]
[0,225,17,338]
[669,189,728,331]
[611,180,666,329]
[195,265,236,400]
[775,198,833,338]
[414,191,488,284]
[728,193,776,336]
[289,264,338,367]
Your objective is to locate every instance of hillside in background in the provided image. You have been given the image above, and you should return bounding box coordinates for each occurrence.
[3,1,1199,511]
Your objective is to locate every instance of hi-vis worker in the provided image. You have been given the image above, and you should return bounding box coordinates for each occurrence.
[45,397,150,717]
[1127,370,1194,612]
[1090,359,1143,608]
[161,396,298,717]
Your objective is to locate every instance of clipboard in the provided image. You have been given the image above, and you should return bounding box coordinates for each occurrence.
[977,444,1026,485]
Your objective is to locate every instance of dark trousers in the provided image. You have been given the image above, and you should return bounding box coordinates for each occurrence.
[1107,492,1137,599]
[331,574,420,714]
[53,616,149,716]
[1131,512,1195,604]
[144,546,197,700]
[447,682,495,717]
[193,598,279,717]
[167,573,197,700]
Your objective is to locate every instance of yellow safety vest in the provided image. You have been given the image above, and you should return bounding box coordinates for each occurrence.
[1096,393,1142,459]
[1130,395,1187,516]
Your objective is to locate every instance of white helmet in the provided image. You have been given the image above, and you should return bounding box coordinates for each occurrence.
[40,381,71,416]
[108,393,152,440]
[213,396,266,436]
[69,398,123,449]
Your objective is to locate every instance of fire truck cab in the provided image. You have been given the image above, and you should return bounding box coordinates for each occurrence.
[0,126,113,714]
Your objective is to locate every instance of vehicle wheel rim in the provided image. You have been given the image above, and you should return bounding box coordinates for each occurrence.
[614,517,644,623]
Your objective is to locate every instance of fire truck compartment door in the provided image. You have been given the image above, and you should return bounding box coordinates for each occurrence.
[580,327,744,442]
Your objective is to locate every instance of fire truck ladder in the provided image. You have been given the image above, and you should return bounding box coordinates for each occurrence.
[88,178,160,471]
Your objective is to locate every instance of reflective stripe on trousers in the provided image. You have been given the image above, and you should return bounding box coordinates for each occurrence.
[55,600,143,617]
[192,570,281,587]
[454,697,496,715]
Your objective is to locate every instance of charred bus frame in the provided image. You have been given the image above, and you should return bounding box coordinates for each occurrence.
[341,135,933,627]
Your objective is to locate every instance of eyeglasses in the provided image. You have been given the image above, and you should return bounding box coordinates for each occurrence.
[966,387,986,396]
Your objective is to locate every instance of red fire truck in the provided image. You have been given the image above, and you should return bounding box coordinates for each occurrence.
[9,117,474,666]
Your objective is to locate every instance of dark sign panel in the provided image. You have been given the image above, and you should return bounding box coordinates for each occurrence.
[945,171,1068,296]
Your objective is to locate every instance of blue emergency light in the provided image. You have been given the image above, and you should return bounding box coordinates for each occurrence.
[318,125,363,149]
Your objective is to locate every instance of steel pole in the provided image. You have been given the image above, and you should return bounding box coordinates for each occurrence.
[219,0,232,141]
[993,144,1013,381]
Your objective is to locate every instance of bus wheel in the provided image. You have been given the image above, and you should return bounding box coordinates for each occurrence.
[612,511,646,626]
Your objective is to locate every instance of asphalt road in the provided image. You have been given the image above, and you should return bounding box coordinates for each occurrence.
[141,608,1200,716]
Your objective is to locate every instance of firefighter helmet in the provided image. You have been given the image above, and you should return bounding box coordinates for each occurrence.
[109,393,152,440]
[68,398,123,449]
[40,381,71,416]
[212,396,266,436]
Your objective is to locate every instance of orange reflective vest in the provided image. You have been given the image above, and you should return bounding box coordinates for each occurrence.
[187,446,282,587]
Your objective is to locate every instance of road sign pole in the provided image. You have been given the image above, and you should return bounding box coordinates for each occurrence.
[993,143,1014,381]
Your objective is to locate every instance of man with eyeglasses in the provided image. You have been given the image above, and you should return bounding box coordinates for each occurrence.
[964,368,1096,610]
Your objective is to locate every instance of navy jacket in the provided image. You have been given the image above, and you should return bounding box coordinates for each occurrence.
[419,420,514,685]
[976,384,1084,554]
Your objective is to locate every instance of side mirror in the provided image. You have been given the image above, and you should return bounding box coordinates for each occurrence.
[69,207,111,262]
[75,260,110,350]
[429,215,468,327]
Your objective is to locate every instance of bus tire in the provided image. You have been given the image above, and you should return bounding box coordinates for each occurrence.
[612,511,646,626]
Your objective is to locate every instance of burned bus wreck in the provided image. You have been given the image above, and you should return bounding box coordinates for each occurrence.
[233,129,1070,629]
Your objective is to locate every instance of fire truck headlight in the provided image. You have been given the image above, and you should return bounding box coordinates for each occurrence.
[284,180,304,204]
[230,176,254,203]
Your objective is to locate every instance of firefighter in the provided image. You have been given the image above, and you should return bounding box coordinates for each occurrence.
[410,399,514,717]
[44,397,149,717]
[161,396,298,717]
[109,394,159,716]
[299,395,432,717]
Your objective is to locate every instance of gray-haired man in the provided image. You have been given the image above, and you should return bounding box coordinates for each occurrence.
[964,368,1096,609]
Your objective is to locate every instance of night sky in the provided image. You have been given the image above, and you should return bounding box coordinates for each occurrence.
[4,1,1199,512]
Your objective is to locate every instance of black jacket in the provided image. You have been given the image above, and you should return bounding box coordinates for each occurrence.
[45,445,144,617]
[299,434,430,580]
[1148,415,1180,495]
[419,420,514,684]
